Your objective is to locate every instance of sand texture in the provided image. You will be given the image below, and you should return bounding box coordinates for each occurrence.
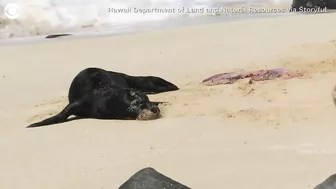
[1,13,336,189]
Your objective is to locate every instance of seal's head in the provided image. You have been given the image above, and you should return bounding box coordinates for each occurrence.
[125,89,161,120]
[136,102,161,120]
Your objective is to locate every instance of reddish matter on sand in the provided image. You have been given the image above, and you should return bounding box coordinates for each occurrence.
[202,68,303,86]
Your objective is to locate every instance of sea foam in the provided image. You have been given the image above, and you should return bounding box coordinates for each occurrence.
[0,0,292,39]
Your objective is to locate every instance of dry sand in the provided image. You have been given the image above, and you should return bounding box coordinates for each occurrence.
[1,13,336,189]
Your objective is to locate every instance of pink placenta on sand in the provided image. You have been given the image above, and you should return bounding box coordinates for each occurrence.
[202,68,303,86]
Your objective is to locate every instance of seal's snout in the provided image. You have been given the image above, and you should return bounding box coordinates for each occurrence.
[136,103,161,121]
[149,104,160,114]
[140,103,160,113]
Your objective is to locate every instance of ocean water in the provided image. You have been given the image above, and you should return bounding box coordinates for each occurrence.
[0,0,293,39]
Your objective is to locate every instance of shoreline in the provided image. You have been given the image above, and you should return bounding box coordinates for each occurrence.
[1,11,297,46]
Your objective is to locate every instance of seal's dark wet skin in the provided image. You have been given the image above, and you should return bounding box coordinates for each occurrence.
[27,67,178,128]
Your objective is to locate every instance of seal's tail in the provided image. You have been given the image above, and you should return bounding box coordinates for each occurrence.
[27,102,81,128]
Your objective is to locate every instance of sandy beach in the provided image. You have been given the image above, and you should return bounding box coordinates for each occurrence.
[1,12,336,189]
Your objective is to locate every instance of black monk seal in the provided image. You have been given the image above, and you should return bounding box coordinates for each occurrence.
[27,67,179,128]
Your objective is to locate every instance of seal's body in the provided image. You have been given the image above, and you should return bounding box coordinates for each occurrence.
[27,67,178,128]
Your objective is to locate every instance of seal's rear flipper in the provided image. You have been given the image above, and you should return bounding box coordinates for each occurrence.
[118,167,191,189]
[26,102,81,128]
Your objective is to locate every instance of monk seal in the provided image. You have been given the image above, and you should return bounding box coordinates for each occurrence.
[27,67,178,128]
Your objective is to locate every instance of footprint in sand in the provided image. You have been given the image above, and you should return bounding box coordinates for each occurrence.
[267,144,335,155]
[34,96,68,107]
[27,110,61,123]
[28,96,68,123]
[332,85,336,107]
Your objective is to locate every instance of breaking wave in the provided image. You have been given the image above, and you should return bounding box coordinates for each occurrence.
[0,0,292,39]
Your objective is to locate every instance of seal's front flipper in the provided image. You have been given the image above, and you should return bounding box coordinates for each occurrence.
[27,101,81,128]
